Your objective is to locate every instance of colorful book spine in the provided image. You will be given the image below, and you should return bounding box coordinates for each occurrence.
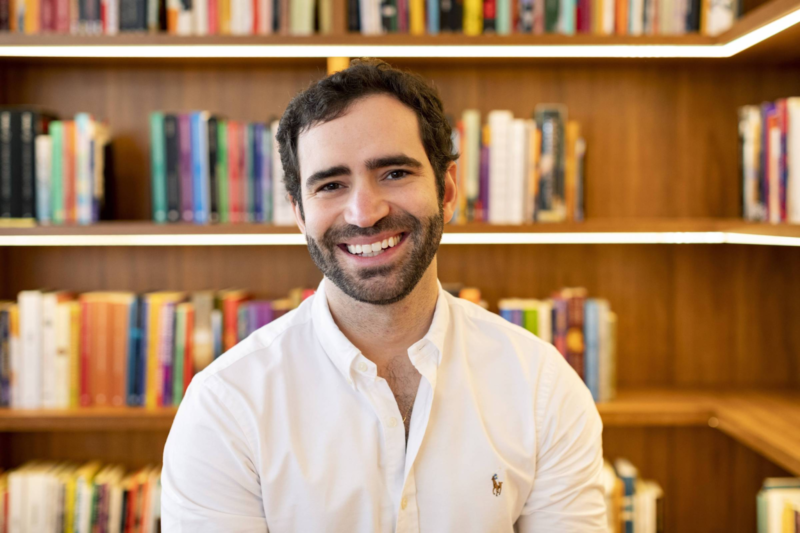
[150,112,167,223]
[35,134,52,224]
[207,116,219,223]
[164,114,181,223]
[190,111,210,224]
[75,112,93,225]
[253,123,264,222]
[217,119,229,223]
[178,114,193,222]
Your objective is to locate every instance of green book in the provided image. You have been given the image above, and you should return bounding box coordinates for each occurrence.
[217,120,229,223]
[173,304,186,405]
[150,112,167,223]
[545,0,559,32]
[523,307,539,336]
[49,121,64,225]
[496,0,510,34]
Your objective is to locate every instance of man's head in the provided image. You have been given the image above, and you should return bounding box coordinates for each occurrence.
[276,59,459,306]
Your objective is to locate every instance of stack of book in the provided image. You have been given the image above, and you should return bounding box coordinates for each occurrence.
[349,0,740,36]
[758,478,800,533]
[149,112,296,225]
[0,287,314,409]
[0,109,111,227]
[0,0,332,34]
[498,288,617,402]
[603,458,664,533]
[0,462,161,533]
[739,99,800,224]
[450,106,585,225]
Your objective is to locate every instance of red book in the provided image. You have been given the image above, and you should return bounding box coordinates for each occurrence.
[227,121,240,223]
[220,290,249,351]
[93,298,108,406]
[252,0,258,33]
[208,0,218,33]
[63,121,76,224]
[54,0,69,32]
[183,306,194,394]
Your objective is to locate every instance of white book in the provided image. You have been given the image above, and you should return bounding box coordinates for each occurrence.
[766,488,800,533]
[673,0,687,34]
[19,291,43,410]
[707,0,735,36]
[177,1,194,35]
[371,0,382,34]
[602,0,614,34]
[740,106,763,221]
[658,0,671,34]
[290,0,314,34]
[787,98,800,223]
[194,0,209,34]
[55,301,72,409]
[508,118,528,225]
[271,119,296,226]
[537,300,552,344]
[41,292,59,409]
[488,110,514,224]
[8,465,29,533]
[462,110,481,210]
[630,0,644,34]
[242,0,254,34]
[147,0,159,30]
[108,482,123,533]
[35,135,52,225]
[769,123,781,224]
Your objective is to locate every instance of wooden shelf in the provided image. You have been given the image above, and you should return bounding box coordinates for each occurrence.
[0,0,798,60]
[1,219,800,246]
[1,390,798,475]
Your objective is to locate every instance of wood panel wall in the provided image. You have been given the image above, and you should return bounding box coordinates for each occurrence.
[4,242,800,389]
[4,60,800,220]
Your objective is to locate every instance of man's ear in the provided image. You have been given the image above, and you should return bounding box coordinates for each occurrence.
[291,196,306,234]
[442,161,458,224]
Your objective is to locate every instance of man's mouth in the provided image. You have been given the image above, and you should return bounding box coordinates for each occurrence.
[338,233,405,258]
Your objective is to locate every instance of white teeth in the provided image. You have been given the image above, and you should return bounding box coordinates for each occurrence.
[346,234,401,256]
[371,242,381,252]
[382,239,388,249]
[347,244,355,254]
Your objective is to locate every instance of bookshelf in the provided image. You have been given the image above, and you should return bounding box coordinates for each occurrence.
[3,0,800,529]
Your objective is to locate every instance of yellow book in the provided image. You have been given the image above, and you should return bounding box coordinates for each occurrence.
[24,0,39,33]
[219,0,231,34]
[564,120,580,221]
[463,0,483,35]
[526,122,540,222]
[409,0,425,35]
[144,292,186,408]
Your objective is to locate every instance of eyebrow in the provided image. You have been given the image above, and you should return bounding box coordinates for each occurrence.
[304,154,424,191]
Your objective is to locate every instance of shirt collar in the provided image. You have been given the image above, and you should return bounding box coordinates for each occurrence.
[311,278,451,390]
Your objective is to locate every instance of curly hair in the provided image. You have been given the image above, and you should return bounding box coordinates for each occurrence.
[276,58,458,218]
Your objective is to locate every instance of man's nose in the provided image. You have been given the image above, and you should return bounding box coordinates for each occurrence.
[343,180,390,228]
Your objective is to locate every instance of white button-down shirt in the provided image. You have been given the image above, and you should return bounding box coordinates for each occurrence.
[162,279,606,532]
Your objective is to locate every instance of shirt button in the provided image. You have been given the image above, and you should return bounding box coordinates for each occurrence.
[387,417,398,428]
[357,362,368,372]
[401,497,408,510]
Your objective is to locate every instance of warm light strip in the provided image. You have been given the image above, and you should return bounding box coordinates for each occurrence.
[724,232,800,246]
[441,231,727,244]
[0,233,307,246]
[722,6,800,56]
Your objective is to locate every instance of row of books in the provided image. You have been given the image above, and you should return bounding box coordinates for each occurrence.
[450,106,585,224]
[0,287,313,409]
[349,0,740,35]
[759,478,800,533]
[149,112,295,225]
[0,0,333,34]
[0,462,161,533]
[0,109,112,226]
[498,288,617,402]
[603,458,664,533]
[739,99,800,225]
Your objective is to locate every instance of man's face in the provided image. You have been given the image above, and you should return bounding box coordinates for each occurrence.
[293,94,457,305]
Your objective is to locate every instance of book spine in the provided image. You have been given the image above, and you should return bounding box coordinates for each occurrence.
[160,302,175,406]
[112,301,129,406]
[253,123,263,222]
[543,0,556,31]
[778,99,788,222]
[136,299,148,406]
[144,297,159,408]
[191,112,210,224]
[63,120,76,223]
[0,0,9,29]
[178,114,194,222]
[75,113,93,224]
[172,304,186,404]
[150,112,167,223]
[127,297,139,406]
[54,0,68,30]
[35,134,51,223]
[207,116,219,222]
[94,298,109,406]
[584,299,599,401]
[0,112,11,218]
[164,114,181,222]
[41,294,58,408]
[261,123,272,223]
[0,310,8,407]
[788,99,800,223]
[18,111,37,219]
[244,123,254,221]
[227,121,239,222]
[183,305,194,395]
[217,119,229,222]
[496,0,509,32]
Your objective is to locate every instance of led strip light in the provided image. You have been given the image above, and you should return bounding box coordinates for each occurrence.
[1,231,798,246]
[0,6,798,58]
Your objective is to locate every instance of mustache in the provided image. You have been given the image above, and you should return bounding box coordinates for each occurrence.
[319,212,422,248]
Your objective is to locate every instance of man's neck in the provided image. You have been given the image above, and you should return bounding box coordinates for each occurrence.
[325,261,440,368]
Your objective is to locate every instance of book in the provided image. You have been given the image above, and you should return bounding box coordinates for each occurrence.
[150,112,168,223]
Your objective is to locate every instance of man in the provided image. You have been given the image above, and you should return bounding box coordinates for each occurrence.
[162,58,606,532]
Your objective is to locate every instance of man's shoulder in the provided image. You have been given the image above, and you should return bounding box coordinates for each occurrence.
[190,295,317,391]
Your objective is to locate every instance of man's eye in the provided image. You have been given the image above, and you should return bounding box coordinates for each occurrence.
[387,170,409,180]
[318,182,341,192]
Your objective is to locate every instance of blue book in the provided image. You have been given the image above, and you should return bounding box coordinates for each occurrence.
[584,299,599,402]
[614,459,637,533]
[253,124,264,222]
[427,0,439,34]
[190,111,210,224]
[0,310,9,407]
[126,297,140,406]
[137,300,149,406]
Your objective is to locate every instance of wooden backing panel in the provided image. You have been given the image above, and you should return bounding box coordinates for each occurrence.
[3,243,800,388]
[0,430,171,470]
[4,63,800,220]
[603,426,792,533]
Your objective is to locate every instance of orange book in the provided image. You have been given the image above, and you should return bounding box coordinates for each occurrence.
[616,0,628,34]
[564,121,580,221]
[63,120,76,224]
[9,0,18,31]
[219,289,249,352]
[110,299,131,407]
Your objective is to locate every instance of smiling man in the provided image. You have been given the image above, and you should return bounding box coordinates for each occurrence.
[161,59,606,532]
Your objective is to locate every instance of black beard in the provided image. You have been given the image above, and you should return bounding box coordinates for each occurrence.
[306,209,444,306]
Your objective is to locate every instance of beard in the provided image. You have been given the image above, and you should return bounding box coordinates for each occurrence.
[306,208,444,306]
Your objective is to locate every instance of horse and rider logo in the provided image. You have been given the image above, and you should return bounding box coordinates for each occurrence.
[492,474,503,496]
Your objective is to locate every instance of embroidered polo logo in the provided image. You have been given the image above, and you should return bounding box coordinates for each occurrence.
[492,474,503,497]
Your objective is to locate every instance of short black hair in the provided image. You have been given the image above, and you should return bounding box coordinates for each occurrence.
[276,58,458,218]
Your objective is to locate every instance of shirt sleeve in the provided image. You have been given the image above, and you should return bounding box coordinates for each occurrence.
[161,376,268,533]
[515,346,607,533]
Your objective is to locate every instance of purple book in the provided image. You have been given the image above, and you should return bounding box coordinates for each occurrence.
[178,114,194,222]
[479,144,490,222]
[160,302,176,406]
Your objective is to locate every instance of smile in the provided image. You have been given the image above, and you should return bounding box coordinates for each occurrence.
[341,233,404,257]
